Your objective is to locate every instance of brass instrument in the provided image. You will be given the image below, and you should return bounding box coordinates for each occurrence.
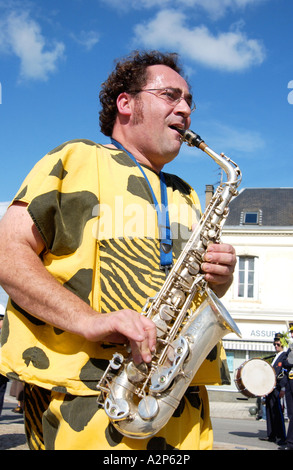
[97,128,242,438]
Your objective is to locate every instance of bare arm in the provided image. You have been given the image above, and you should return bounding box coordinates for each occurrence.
[0,203,156,363]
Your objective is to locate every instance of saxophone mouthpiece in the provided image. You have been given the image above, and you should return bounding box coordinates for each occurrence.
[171,127,206,150]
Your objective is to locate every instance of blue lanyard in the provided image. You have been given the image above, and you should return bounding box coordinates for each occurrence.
[111,138,173,272]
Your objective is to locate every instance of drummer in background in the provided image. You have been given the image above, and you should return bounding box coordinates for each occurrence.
[280,324,293,450]
[260,333,287,445]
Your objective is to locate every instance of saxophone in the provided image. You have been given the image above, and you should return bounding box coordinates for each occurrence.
[97,128,242,438]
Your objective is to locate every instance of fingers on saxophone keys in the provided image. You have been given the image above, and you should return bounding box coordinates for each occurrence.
[130,339,153,365]
[201,261,233,278]
[141,317,157,363]
[130,316,156,365]
[130,340,146,365]
[203,244,236,270]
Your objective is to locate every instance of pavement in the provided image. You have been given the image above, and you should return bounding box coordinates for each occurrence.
[0,390,278,451]
[0,393,28,450]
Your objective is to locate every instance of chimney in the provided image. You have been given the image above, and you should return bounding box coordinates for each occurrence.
[205,184,214,208]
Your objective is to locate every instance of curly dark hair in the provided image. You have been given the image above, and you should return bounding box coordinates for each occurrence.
[99,50,186,136]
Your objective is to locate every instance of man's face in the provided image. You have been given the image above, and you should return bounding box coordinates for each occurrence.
[128,64,193,171]
[274,341,282,352]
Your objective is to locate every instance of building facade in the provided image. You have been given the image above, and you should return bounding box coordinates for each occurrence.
[217,187,293,393]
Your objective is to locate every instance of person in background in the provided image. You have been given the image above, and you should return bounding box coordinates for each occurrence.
[260,334,287,445]
[10,380,24,414]
[279,324,293,450]
[256,396,266,421]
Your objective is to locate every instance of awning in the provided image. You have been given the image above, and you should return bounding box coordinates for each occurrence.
[223,340,275,352]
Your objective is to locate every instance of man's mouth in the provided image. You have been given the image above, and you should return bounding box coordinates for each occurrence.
[169,125,185,137]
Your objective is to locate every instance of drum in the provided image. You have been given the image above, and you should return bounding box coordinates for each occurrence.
[235,358,276,398]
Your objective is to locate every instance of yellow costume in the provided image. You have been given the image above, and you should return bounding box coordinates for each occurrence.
[0,140,230,449]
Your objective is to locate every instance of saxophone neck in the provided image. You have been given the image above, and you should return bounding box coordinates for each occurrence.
[203,146,242,188]
[176,127,242,188]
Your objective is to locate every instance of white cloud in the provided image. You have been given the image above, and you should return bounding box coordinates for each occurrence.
[103,0,268,18]
[174,0,268,20]
[133,10,265,72]
[70,30,100,51]
[206,121,266,155]
[0,11,65,81]
[177,121,265,169]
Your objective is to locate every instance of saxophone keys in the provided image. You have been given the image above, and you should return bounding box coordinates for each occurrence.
[170,288,186,307]
[109,353,124,370]
[187,259,200,275]
[223,207,230,216]
[196,246,207,258]
[138,396,159,420]
[126,361,149,383]
[178,267,194,288]
[149,337,189,393]
[104,396,130,420]
[159,304,174,321]
[214,207,224,216]
[152,313,168,337]
[207,229,217,239]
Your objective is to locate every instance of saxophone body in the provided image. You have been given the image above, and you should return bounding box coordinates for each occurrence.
[97,129,242,439]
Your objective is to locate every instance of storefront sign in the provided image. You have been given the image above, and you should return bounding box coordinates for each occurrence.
[227,321,287,341]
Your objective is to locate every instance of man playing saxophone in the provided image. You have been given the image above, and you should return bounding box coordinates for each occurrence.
[0,50,236,450]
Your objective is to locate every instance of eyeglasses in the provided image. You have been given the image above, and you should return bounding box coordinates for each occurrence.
[274,343,281,347]
[135,87,196,112]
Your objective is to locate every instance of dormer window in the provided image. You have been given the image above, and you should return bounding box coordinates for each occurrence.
[240,209,262,225]
[244,212,258,224]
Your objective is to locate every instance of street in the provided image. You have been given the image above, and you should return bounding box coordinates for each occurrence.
[0,401,28,450]
[211,416,280,450]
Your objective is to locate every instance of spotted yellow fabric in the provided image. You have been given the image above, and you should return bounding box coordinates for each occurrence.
[0,139,230,449]
[24,384,213,450]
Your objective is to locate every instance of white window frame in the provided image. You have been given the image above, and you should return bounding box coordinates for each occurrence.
[234,255,259,300]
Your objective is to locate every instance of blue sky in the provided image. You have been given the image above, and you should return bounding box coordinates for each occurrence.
[0,0,292,209]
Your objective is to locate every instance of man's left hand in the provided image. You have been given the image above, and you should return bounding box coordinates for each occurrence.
[201,243,236,298]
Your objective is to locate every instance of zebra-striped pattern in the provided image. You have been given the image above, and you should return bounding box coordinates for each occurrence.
[24,384,50,450]
[99,237,165,313]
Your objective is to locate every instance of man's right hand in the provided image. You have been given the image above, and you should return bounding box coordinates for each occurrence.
[86,309,157,365]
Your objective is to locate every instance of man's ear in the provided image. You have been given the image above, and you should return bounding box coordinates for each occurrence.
[116,92,132,116]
